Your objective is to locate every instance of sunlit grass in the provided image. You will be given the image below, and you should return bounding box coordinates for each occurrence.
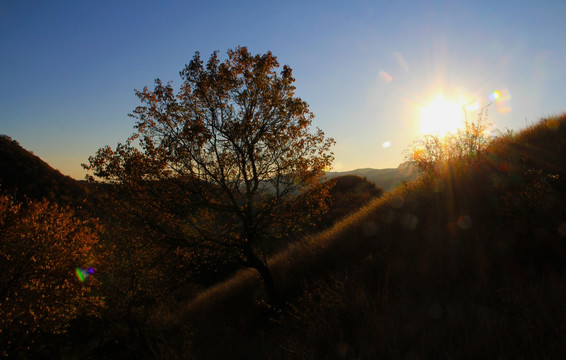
[162,113,566,359]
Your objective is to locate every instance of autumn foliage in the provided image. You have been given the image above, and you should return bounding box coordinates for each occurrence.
[0,194,103,355]
[84,46,335,304]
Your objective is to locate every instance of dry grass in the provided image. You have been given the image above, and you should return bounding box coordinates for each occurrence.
[150,113,566,359]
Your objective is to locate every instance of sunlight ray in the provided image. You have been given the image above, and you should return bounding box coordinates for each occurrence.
[419,94,465,136]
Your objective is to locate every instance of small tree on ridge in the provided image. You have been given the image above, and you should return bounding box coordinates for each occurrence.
[408,104,492,176]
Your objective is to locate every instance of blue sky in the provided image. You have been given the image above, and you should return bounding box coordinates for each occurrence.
[1,0,565,179]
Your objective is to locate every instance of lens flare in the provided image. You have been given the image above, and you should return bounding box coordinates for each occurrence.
[490,91,501,101]
[457,215,473,230]
[378,70,392,83]
[75,267,95,282]
[490,88,512,113]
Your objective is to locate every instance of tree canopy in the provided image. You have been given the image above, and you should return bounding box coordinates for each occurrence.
[0,194,103,355]
[85,46,335,303]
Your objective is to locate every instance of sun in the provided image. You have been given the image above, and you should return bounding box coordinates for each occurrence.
[419,94,465,136]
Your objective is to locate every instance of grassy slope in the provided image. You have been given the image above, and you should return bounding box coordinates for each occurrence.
[152,115,566,359]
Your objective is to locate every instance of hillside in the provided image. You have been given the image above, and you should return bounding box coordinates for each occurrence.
[150,114,566,359]
[319,175,384,229]
[0,135,88,205]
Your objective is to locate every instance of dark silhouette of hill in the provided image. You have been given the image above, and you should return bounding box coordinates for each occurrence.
[326,162,415,190]
[146,114,566,359]
[320,175,384,228]
[0,135,88,205]
[330,174,384,196]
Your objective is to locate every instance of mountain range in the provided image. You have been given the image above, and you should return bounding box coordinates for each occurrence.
[325,162,415,190]
[0,134,411,202]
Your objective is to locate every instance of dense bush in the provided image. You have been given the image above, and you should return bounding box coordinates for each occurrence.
[0,195,103,357]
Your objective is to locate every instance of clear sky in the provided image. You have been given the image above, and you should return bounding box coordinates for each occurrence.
[2,0,566,179]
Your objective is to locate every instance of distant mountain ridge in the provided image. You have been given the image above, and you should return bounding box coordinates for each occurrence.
[0,134,413,206]
[326,162,415,190]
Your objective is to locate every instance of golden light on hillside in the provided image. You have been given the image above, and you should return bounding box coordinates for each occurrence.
[419,94,465,136]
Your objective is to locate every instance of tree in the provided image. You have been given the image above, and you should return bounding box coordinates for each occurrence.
[0,194,103,356]
[84,46,335,304]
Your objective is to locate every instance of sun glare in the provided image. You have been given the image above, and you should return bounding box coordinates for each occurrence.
[420,94,465,136]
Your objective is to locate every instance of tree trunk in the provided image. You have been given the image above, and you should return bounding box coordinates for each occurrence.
[243,243,280,307]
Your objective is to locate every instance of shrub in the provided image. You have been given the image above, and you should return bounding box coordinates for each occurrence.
[0,194,103,357]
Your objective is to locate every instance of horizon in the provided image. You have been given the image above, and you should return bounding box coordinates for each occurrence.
[2,1,566,179]
[1,131,406,178]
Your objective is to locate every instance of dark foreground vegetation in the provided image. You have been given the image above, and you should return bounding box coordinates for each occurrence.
[2,114,566,359]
